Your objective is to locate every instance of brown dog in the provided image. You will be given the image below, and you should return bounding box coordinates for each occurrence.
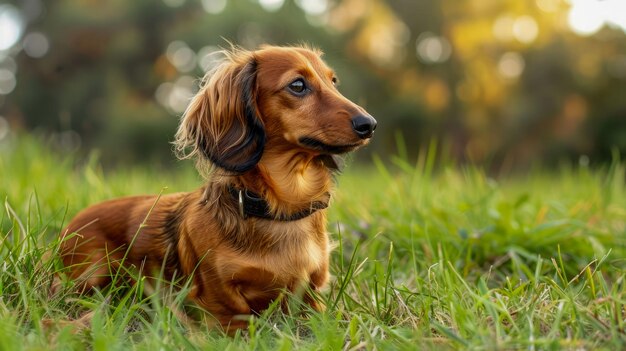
[58,45,376,332]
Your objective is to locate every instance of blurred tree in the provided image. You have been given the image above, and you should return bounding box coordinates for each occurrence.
[1,0,625,171]
[328,0,626,170]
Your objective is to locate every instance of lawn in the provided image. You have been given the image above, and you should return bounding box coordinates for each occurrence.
[1,135,625,350]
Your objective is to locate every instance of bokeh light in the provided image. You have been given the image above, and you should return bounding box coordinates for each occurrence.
[0,5,23,51]
[493,15,515,42]
[0,116,8,141]
[155,76,196,113]
[22,32,49,58]
[513,16,539,44]
[197,46,223,73]
[498,52,525,80]
[0,56,17,74]
[201,0,227,14]
[166,41,197,73]
[536,0,560,13]
[416,33,452,64]
[258,0,285,12]
[295,0,328,15]
[0,69,17,95]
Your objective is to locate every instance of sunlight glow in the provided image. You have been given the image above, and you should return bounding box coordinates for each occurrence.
[568,0,626,36]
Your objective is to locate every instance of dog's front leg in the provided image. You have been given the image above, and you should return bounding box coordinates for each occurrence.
[194,282,253,334]
[304,266,329,312]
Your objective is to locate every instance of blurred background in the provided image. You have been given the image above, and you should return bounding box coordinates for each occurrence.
[0,0,625,173]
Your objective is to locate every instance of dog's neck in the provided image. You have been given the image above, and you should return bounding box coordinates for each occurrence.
[202,140,331,216]
[245,147,333,216]
[199,147,333,251]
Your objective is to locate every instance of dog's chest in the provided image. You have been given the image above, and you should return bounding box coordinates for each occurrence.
[252,220,325,277]
[218,220,327,285]
[232,236,324,311]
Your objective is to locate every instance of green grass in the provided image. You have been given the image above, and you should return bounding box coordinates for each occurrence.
[1,134,626,350]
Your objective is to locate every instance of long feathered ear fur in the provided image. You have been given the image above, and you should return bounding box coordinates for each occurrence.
[174,49,265,175]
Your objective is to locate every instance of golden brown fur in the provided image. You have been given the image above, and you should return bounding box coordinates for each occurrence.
[58,45,376,333]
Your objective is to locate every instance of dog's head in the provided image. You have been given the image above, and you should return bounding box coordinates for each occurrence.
[175,45,376,174]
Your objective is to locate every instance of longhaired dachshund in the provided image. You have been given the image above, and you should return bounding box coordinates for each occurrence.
[58,45,377,332]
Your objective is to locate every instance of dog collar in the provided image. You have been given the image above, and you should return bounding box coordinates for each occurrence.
[227,186,329,221]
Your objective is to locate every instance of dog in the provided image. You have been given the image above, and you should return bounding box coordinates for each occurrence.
[58,45,377,332]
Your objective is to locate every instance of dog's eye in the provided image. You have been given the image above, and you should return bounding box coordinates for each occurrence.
[331,77,338,85]
[288,79,307,95]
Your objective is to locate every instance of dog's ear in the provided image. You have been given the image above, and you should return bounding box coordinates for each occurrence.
[175,53,265,174]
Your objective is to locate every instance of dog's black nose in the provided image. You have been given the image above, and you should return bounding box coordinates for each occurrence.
[351,115,377,139]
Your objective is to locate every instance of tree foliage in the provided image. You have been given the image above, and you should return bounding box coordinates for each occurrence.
[1,0,625,170]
